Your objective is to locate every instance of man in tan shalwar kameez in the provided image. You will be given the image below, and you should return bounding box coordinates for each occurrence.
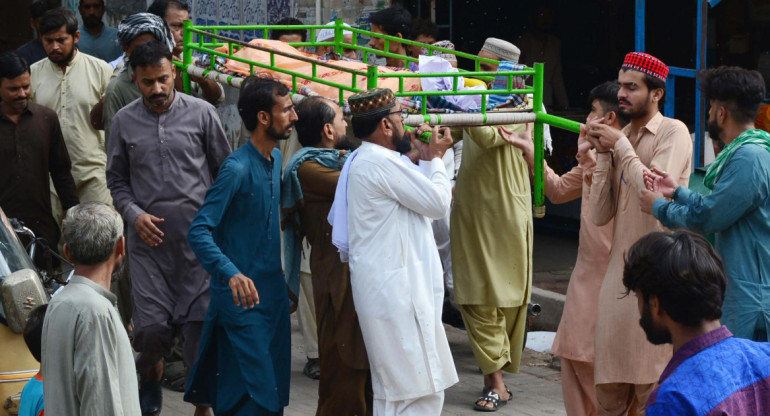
[450,37,533,411]
[502,81,627,416]
[585,52,692,416]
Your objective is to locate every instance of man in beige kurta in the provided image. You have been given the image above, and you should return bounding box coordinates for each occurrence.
[30,8,113,226]
[502,81,624,416]
[586,53,692,416]
[450,37,532,411]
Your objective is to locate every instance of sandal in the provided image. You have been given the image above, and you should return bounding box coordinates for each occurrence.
[303,358,320,380]
[473,386,512,412]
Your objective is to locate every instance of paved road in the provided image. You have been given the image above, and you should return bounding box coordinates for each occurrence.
[163,315,566,415]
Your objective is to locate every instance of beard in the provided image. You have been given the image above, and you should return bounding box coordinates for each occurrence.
[619,93,652,120]
[82,15,102,29]
[639,303,672,345]
[389,119,412,154]
[48,47,76,66]
[111,256,128,283]
[707,119,724,143]
[144,90,174,109]
[334,133,360,151]
[267,122,293,141]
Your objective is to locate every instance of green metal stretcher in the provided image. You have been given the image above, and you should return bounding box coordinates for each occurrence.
[180,20,582,217]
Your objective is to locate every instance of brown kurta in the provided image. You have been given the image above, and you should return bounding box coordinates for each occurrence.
[0,103,78,249]
[590,112,692,385]
[297,161,371,415]
[548,149,613,363]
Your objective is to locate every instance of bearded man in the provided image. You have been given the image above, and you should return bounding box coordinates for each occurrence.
[585,52,692,415]
[186,77,298,415]
[106,40,230,416]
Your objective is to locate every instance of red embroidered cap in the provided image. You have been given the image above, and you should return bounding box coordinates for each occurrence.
[621,52,669,82]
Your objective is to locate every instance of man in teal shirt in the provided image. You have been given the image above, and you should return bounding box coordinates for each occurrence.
[642,66,770,341]
[77,0,122,63]
[185,76,298,415]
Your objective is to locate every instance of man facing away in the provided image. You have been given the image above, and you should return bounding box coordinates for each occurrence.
[30,8,113,223]
[41,202,140,416]
[641,66,770,342]
[585,52,692,415]
[77,0,123,63]
[501,81,627,415]
[185,77,297,415]
[449,36,530,412]
[367,5,412,68]
[106,40,230,416]
[0,52,78,269]
[283,97,370,415]
[623,230,770,416]
[331,88,458,415]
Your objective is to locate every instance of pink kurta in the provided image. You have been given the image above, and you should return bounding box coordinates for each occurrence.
[548,149,614,363]
[590,112,692,384]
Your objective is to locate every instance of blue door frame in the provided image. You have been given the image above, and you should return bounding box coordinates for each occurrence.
[636,0,710,167]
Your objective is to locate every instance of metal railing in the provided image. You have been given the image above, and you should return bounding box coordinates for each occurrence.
[181,20,583,216]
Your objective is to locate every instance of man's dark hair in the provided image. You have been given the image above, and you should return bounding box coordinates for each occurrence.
[79,0,105,7]
[270,17,306,42]
[129,40,173,71]
[147,0,191,19]
[589,81,629,126]
[699,66,766,124]
[411,18,439,41]
[238,76,291,131]
[23,304,48,363]
[0,52,30,82]
[637,72,667,110]
[623,231,726,327]
[30,0,58,19]
[39,8,79,37]
[369,5,412,38]
[295,97,337,147]
[351,112,392,139]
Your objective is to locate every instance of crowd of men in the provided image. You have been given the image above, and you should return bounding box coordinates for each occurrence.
[3,2,770,416]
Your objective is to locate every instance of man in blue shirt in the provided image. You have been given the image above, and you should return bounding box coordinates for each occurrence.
[77,0,122,62]
[623,230,770,415]
[185,77,298,415]
[641,66,770,341]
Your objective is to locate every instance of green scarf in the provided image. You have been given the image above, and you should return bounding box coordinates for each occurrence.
[703,129,770,189]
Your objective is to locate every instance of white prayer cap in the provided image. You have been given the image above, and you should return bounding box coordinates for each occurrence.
[316,22,353,42]
[480,37,520,63]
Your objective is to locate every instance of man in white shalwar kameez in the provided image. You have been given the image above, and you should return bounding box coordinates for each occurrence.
[330,88,459,415]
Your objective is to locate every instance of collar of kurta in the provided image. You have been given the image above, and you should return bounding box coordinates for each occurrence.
[245,139,277,165]
[657,325,732,385]
[623,111,664,140]
[45,48,81,72]
[141,90,180,116]
[69,274,119,306]
[360,140,400,157]
[0,104,34,123]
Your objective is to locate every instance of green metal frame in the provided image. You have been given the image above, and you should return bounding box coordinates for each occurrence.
[181,20,582,216]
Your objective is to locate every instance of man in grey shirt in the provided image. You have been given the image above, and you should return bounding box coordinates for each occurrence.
[42,201,140,416]
[106,40,230,416]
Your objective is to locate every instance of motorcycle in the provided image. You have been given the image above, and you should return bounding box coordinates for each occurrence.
[0,207,71,416]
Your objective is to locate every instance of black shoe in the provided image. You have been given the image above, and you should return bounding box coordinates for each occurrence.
[442,298,465,330]
[139,380,163,415]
